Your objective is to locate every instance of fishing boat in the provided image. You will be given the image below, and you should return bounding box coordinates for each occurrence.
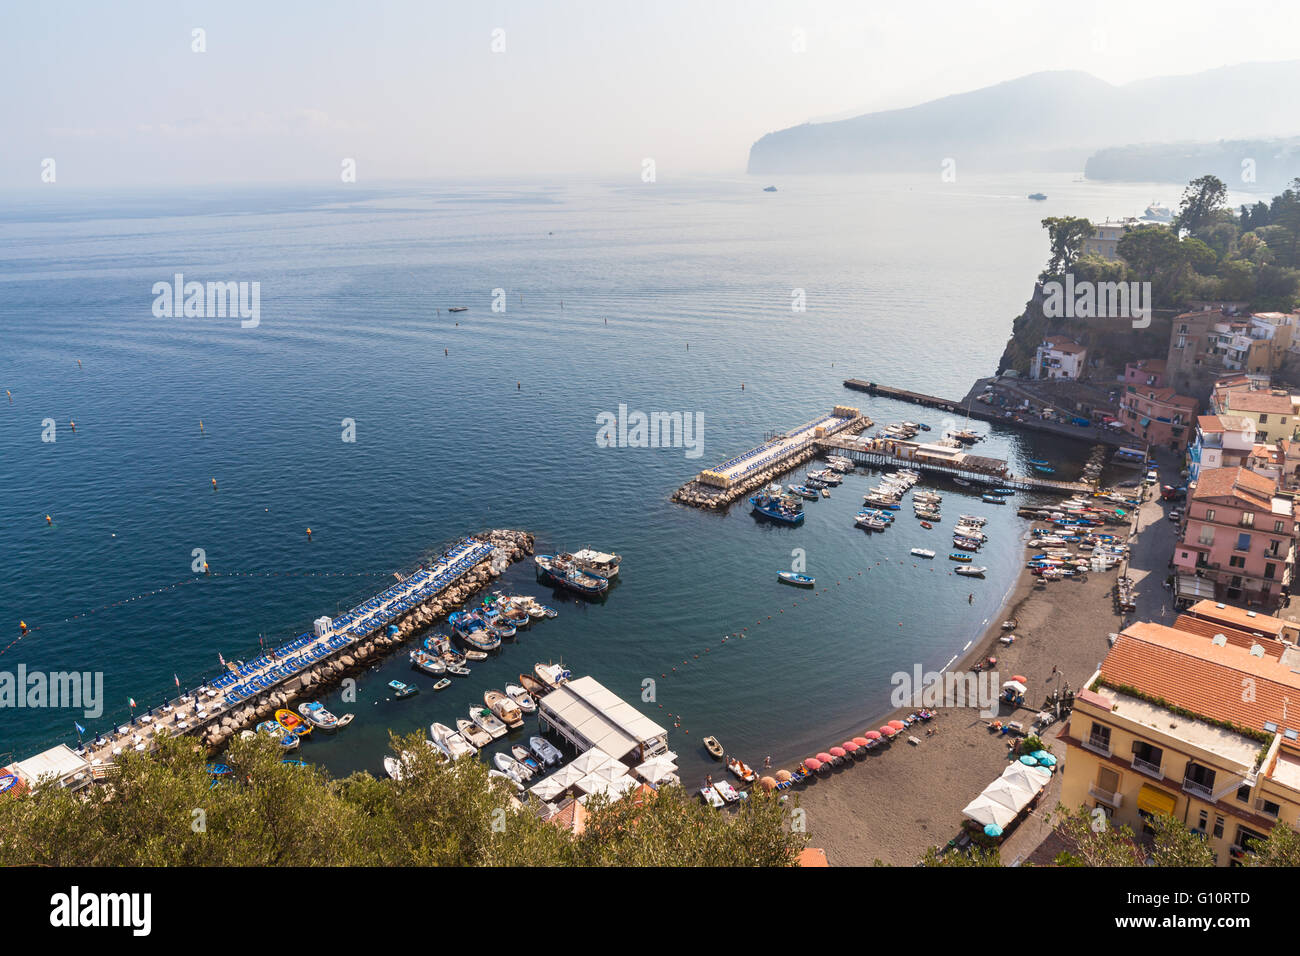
[494,751,533,782]
[456,716,492,750]
[955,566,988,577]
[432,678,452,692]
[570,548,622,579]
[506,683,537,714]
[485,690,524,729]
[703,736,725,760]
[512,744,543,776]
[700,786,725,809]
[410,649,447,675]
[777,571,815,587]
[530,736,563,766]
[788,484,819,500]
[431,722,477,760]
[958,514,987,525]
[990,488,1015,496]
[535,554,611,596]
[857,515,888,531]
[949,428,981,444]
[915,509,942,521]
[447,306,468,313]
[949,552,973,562]
[297,700,342,731]
[919,520,933,529]
[714,780,741,803]
[727,757,757,783]
[468,704,508,739]
[749,491,805,525]
[388,680,418,698]
[910,548,936,559]
[535,662,572,690]
[275,709,311,736]
[981,494,1006,504]
[518,673,547,697]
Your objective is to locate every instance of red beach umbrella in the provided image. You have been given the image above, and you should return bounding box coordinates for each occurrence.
[829,746,847,758]
[1012,675,1028,684]
[888,719,906,730]
[879,726,897,736]
[852,736,870,747]
[816,752,834,763]
[865,730,882,740]
[804,757,823,771]
[842,740,859,752]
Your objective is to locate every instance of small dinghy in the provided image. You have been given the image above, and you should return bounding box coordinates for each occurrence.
[910,548,936,558]
[703,736,725,760]
[494,751,533,782]
[981,494,1006,504]
[727,757,757,783]
[432,678,451,691]
[506,683,537,714]
[488,768,524,793]
[530,735,563,766]
[955,565,988,577]
[388,680,418,698]
[778,572,815,587]
[949,552,973,562]
[430,723,475,759]
[919,521,933,529]
[512,744,544,776]
[700,786,725,809]
[518,673,547,697]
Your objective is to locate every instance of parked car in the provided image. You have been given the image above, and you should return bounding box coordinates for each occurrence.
[1168,508,1183,522]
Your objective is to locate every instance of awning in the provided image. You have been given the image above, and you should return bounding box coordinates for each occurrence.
[1137,783,1176,816]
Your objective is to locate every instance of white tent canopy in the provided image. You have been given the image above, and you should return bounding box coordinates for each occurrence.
[981,777,1037,813]
[577,773,637,802]
[529,763,588,801]
[961,793,1018,829]
[567,747,622,777]
[1000,762,1052,795]
[635,754,679,784]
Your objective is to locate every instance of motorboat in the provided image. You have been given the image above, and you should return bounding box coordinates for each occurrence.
[958,514,987,526]
[570,548,622,579]
[485,690,524,729]
[275,708,310,737]
[430,722,476,760]
[494,751,534,782]
[297,701,343,731]
[981,494,1006,504]
[383,756,405,781]
[432,678,452,691]
[488,768,525,793]
[788,484,819,500]
[469,705,508,739]
[511,744,544,776]
[535,662,572,690]
[535,554,610,596]
[530,736,563,766]
[910,548,936,559]
[955,566,988,577]
[457,717,494,749]
[949,552,974,562]
[388,680,418,698]
[778,571,815,587]
[703,736,725,760]
[506,683,537,714]
[410,649,447,675]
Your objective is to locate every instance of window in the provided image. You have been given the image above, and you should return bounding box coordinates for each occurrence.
[1269,539,1283,556]
[1214,815,1225,838]
[1132,741,1164,776]
[1206,509,1217,522]
[1229,555,1245,569]
[1236,532,1252,552]
[1185,762,1217,797]
[1260,799,1282,818]
[1241,512,1254,527]
[1265,563,1276,580]
[1087,722,1111,754]
[1276,520,1286,533]
[1197,809,1209,831]
[1261,414,1269,423]
[1237,785,1251,803]
[1097,767,1120,794]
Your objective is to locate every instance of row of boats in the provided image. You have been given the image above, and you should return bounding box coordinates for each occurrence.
[251,702,354,751]
[749,459,855,525]
[534,549,621,597]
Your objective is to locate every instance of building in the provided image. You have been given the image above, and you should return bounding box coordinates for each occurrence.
[1184,599,1300,644]
[1117,384,1197,451]
[1246,443,1284,485]
[1032,336,1087,381]
[1059,619,1300,865]
[1212,382,1298,443]
[3,744,90,793]
[537,675,669,764]
[1172,467,1296,609]
[1124,359,1167,389]
[1082,218,1144,261]
[1187,415,1256,482]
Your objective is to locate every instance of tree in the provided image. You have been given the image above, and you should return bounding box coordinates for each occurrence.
[919,844,1003,866]
[1041,216,1094,274]
[1244,823,1300,866]
[1149,814,1215,866]
[1173,174,1228,235]
[1049,805,1147,866]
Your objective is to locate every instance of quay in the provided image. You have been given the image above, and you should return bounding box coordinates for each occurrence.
[10,530,535,786]
[817,435,1095,495]
[673,406,870,509]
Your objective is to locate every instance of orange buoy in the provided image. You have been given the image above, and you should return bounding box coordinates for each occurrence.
[45,514,52,525]
[211,478,217,489]
[77,359,82,368]
[203,562,210,575]
[69,421,75,432]
[19,620,28,633]
[306,528,312,538]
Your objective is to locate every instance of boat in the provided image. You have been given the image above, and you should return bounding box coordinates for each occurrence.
[535,662,572,689]
[530,736,563,766]
[388,680,418,698]
[919,520,933,529]
[432,678,452,692]
[430,722,476,760]
[821,488,831,498]
[788,484,819,500]
[1033,465,1055,474]
[447,306,468,313]
[915,509,942,521]
[958,514,987,526]
[505,683,537,714]
[448,611,502,652]
[485,690,524,729]
[949,552,973,562]
[457,717,494,749]
[981,494,1006,504]
[778,571,815,587]
[955,566,988,577]
[990,488,1015,496]
[275,709,311,736]
[383,756,405,781]
[297,701,342,731]
[910,548,936,559]
[749,491,805,525]
[534,554,610,596]
[512,744,544,776]
[1028,192,1047,201]
[463,649,489,662]
[570,548,622,579]
[494,751,533,782]
[714,780,741,803]
[703,736,725,760]
[763,185,777,192]
[953,478,972,487]
[488,768,525,793]
[727,757,757,783]
[518,673,547,697]
[410,649,446,675]
[468,705,507,740]
[700,786,725,809]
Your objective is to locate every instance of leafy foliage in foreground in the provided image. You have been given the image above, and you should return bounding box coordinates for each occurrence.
[0,733,804,867]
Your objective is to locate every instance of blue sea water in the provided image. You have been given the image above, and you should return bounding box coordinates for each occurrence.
[0,172,1199,780]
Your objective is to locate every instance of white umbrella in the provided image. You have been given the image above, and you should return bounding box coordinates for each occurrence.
[1002,680,1027,694]
[961,793,1017,829]
[635,755,679,784]
[1000,762,1052,795]
[981,777,1036,813]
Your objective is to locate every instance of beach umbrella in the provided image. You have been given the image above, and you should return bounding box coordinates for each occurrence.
[865,730,882,740]
[759,776,777,791]
[1019,755,1039,766]
[888,719,906,730]
[852,736,870,747]
[776,769,792,782]
[1012,675,1027,684]
[816,752,834,764]
[1035,752,1058,767]
[984,824,1003,838]
[829,746,847,758]
[842,740,859,753]
[879,726,896,736]
[804,757,823,771]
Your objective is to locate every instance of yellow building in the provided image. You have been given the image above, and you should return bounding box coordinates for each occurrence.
[1060,619,1300,864]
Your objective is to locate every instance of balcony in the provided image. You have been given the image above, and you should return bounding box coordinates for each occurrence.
[1089,784,1123,807]
[1083,734,1111,757]
[1183,777,1214,800]
[1132,756,1165,779]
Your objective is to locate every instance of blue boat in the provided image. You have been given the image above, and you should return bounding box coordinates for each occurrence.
[534,554,610,596]
[778,572,815,587]
[449,611,502,652]
[787,484,819,500]
[388,679,418,698]
[949,552,974,562]
[749,492,805,525]
[989,488,1015,496]
[1032,464,1055,474]
[1028,458,1049,466]
[982,494,1006,504]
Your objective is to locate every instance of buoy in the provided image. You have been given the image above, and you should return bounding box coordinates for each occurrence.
[45,514,51,524]
[19,621,27,633]
[69,421,76,432]
[211,478,217,489]
[306,528,312,538]
[6,391,11,403]
[203,562,210,575]
[77,359,82,368]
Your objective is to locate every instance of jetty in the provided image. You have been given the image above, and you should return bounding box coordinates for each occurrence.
[673,407,870,509]
[817,435,1094,495]
[60,529,535,778]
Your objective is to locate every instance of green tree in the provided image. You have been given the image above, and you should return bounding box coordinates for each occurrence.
[1049,805,1147,866]
[1149,814,1215,867]
[1041,216,1094,274]
[1174,174,1228,235]
[1244,823,1300,866]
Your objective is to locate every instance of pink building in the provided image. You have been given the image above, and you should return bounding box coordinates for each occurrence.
[1118,384,1198,451]
[1173,467,1296,609]
[1124,359,1167,389]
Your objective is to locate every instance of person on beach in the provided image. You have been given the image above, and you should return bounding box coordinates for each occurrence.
[764,755,771,768]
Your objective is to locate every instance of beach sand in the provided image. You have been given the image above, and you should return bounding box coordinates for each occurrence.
[785,506,1143,866]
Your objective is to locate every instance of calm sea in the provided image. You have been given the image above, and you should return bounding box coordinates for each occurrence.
[0,172,1221,780]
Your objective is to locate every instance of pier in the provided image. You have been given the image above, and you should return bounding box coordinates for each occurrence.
[673,406,870,509]
[66,529,535,778]
[817,435,1095,495]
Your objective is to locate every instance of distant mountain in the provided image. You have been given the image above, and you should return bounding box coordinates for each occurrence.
[1085,139,1300,190]
[747,61,1300,175]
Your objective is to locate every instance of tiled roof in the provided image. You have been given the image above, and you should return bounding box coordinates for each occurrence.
[1197,415,1225,433]
[1043,336,1085,354]
[1172,614,1286,657]
[1184,600,1293,640]
[1190,466,1276,504]
[1224,391,1294,415]
[1100,622,1300,733]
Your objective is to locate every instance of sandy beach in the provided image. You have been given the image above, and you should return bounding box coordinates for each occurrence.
[781,489,1155,866]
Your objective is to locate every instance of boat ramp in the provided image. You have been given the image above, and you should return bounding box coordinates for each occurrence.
[673,406,870,509]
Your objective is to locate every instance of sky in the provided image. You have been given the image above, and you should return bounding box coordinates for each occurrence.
[3,0,1300,187]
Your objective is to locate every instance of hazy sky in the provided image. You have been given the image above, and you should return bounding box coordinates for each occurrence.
[3,0,1300,186]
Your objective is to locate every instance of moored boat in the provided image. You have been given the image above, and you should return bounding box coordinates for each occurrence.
[506,683,537,714]
[297,700,342,731]
[777,571,815,587]
[458,716,494,748]
[530,735,563,766]
[430,722,476,760]
[703,736,725,760]
[571,548,622,579]
[468,705,507,740]
[275,709,311,736]
[727,757,757,783]
[535,554,610,596]
[535,662,572,690]
[410,649,447,675]
[485,690,524,729]
[910,548,936,558]
[949,552,973,562]
[700,786,725,809]
[955,565,988,577]
[388,679,418,698]
[518,673,547,697]
[749,491,805,525]
[512,744,543,776]
[981,494,1006,504]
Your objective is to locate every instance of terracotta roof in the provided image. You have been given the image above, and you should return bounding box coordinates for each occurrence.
[1172,614,1286,657]
[1043,336,1085,354]
[798,847,831,867]
[1197,415,1225,433]
[547,798,589,836]
[1100,621,1300,733]
[1185,600,1294,640]
[1224,391,1294,415]
[1190,466,1277,504]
